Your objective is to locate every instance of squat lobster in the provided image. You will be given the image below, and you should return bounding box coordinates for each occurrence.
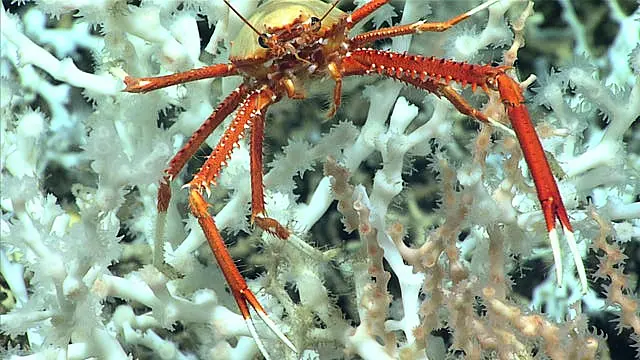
[122,0,587,357]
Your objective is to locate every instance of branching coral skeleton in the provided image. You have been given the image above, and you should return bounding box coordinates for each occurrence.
[1,0,638,359]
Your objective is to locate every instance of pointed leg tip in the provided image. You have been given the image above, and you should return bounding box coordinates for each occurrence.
[486,116,516,137]
[562,225,589,295]
[466,0,500,17]
[242,290,297,354]
[547,227,564,286]
[245,317,272,360]
[254,307,298,353]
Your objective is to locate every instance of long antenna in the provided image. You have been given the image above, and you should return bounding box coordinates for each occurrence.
[320,0,340,22]
[223,0,262,36]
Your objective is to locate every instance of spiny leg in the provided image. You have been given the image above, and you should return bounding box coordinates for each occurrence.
[124,63,237,93]
[122,60,246,272]
[349,0,499,46]
[341,50,586,292]
[188,87,296,356]
[124,66,297,351]
[434,83,516,136]
[127,85,248,273]
[346,0,389,27]
[157,85,249,212]
[188,190,295,357]
[247,92,290,239]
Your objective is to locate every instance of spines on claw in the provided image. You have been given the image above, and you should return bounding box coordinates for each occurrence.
[167,86,250,181]
[343,48,587,293]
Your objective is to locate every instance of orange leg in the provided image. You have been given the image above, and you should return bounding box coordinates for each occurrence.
[341,56,495,126]
[348,0,499,46]
[341,49,587,292]
[124,72,247,279]
[156,85,249,213]
[188,190,295,355]
[326,62,343,118]
[123,65,245,213]
[123,70,295,353]
[124,63,237,93]
[187,87,296,355]
[247,93,291,239]
[347,0,389,27]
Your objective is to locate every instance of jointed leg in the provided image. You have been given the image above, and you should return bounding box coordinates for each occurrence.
[187,87,296,356]
[123,64,247,273]
[342,50,587,293]
[125,63,295,354]
[247,93,291,239]
[122,66,245,219]
[350,0,499,47]
[347,0,389,27]
[124,63,237,93]
[437,85,515,136]
[157,85,249,212]
[326,62,343,118]
[189,190,295,357]
[147,86,248,275]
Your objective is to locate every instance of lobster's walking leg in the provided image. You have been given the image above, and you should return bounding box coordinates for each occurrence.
[349,0,499,46]
[346,0,390,26]
[340,50,587,292]
[123,68,247,271]
[247,91,291,239]
[157,85,249,212]
[495,74,586,291]
[124,67,295,353]
[123,67,244,212]
[124,63,237,93]
[326,62,344,118]
[188,87,296,356]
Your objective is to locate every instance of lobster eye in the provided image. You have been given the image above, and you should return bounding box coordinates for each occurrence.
[310,16,321,31]
[257,33,269,48]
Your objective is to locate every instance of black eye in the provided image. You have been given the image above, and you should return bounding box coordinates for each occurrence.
[258,34,269,48]
[310,16,321,31]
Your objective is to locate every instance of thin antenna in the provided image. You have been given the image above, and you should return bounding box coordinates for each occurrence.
[223,0,262,36]
[320,0,340,22]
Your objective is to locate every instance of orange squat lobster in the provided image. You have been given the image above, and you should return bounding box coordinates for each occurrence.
[123,0,587,356]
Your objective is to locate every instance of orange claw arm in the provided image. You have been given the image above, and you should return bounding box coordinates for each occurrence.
[186,86,296,356]
[496,75,586,292]
[347,0,389,28]
[124,63,237,93]
[342,49,568,231]
[341,49,587,292]
[495,75,572,233]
